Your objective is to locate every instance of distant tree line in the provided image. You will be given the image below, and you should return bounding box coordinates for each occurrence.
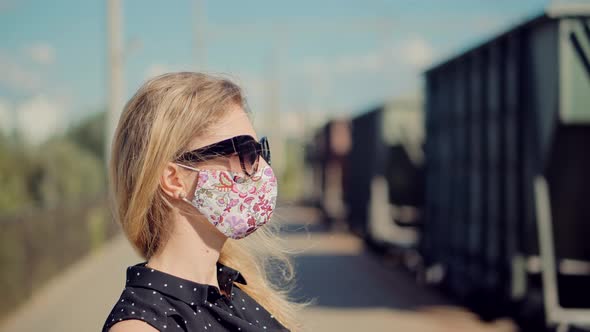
[0,110,120,321]
[0,111,107,214]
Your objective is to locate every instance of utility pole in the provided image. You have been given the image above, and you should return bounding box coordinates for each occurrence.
[266,35,285,178]
[193,0,207,71]
[106,0,125,167]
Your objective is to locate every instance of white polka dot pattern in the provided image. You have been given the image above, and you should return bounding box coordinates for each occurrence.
[101,261,288,332]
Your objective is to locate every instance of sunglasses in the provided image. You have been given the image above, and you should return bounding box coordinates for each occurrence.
[176,135,271,177]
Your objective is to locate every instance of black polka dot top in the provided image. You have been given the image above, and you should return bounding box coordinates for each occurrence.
[102,261,290,332]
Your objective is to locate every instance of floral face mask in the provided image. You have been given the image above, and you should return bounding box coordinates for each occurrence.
[177,163,278,239]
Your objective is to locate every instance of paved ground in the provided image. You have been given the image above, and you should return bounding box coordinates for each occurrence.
[0,205,518,332]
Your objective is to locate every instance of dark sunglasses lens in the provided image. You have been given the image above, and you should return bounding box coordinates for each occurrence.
[240,140,259,175]
[260,137,271,165]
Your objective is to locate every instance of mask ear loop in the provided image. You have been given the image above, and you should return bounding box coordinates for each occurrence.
[175,163,199,205]
[178,159,254,182]
[176,163,199,172]
[178,192,191,204]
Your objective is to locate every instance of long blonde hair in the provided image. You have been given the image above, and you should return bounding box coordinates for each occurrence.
[109,72,307,331]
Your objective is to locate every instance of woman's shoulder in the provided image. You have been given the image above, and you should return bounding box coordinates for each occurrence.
[101,287,172,332]
[107,319,160,332]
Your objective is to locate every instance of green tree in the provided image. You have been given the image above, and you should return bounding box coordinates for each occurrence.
[35,137,106,209]
[0,133,35,213]
[65,110,106,162]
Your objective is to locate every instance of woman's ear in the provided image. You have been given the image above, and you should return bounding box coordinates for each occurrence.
[160,162,189,200]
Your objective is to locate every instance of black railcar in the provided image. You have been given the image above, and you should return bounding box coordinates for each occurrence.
[424,6,590,330]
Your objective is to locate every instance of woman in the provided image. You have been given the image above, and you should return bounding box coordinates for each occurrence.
[102,72,305,332]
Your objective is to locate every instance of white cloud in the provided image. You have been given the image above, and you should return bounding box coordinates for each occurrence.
[0,43,57,92]
[299,36,435,76]
[16,95,67,144]
[25,42,56,65]
[0,51,42,91]
[397,37,435,71]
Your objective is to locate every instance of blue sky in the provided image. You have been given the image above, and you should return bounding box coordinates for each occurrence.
[0,0,552,143]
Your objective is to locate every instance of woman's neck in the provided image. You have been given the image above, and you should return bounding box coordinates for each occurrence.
[146,212,227,290]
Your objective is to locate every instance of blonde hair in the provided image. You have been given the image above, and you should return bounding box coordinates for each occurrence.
[109,72,307,331]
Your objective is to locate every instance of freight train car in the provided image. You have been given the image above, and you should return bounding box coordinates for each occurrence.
[304,98,425,255]
[305,119,351,226]
[342,97,424,255]
[423,5,590,331]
